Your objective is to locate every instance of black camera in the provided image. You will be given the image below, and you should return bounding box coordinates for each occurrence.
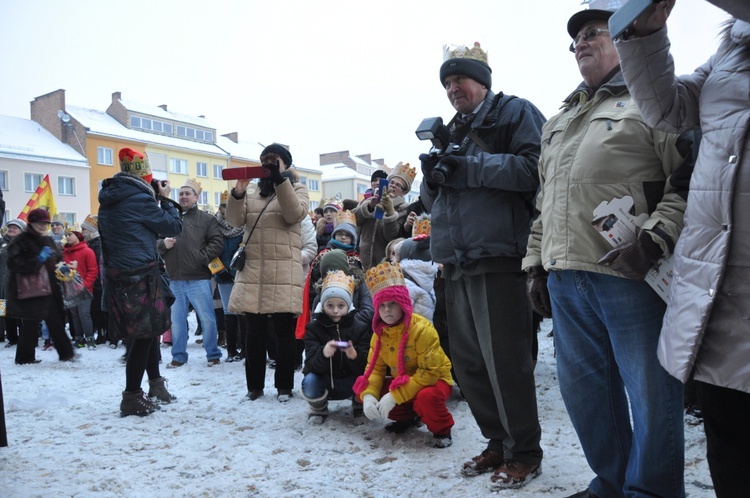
[150,178,167,192]
[415,117,461,184]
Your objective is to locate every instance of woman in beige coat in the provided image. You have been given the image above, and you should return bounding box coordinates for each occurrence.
[226,144,309,402]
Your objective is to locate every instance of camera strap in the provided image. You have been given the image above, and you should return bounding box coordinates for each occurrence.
[449,91,496,155]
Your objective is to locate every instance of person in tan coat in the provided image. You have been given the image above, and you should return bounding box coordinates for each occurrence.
[226,143,309,402]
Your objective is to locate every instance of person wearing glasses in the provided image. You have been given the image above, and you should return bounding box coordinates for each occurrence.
[353,161,411,269]
[615,2,749,496]
[523,8,696,498]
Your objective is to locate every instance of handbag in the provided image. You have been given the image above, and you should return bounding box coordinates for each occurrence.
[17,266,52,299]
[229,196,274,273]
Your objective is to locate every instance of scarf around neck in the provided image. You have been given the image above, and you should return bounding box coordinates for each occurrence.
[215,212,245,239]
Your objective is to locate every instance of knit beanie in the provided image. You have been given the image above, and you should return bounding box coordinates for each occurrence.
[353,262,413,397]
[27,208,51,224]
[261,143,293,167]
[332,223,358,247]
[370,170,388,182]
[319,249,349,276]
[6,219,27,231]
[119,147,153,183]
[440,42,492,89]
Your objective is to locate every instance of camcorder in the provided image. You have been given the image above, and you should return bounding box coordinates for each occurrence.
[415,117,461,184]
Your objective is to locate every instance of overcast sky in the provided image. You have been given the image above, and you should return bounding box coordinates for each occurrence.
[0,0,730,170]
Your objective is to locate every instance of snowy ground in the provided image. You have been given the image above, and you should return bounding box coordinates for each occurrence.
[0,317,714,497]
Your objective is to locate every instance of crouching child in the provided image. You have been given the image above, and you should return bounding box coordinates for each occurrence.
[354,261,454,448]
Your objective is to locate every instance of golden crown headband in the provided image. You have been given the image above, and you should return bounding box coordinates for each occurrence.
[365,261,406,296]
[323,270,356,296]
[335,210,356,227]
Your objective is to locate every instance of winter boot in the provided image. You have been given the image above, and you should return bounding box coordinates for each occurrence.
[86,337,97,350]
[148,377,176,404]
[352,398,364,418]
[120,389,156,417]
[301,389,329,424]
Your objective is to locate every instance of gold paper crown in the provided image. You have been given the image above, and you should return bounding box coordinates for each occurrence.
[322,270,356,296]
[321,198,341,211]
[65,223,82,233]
[335,210,356,227]
[182,178,202,195]
[388,162,417,191]
[82,214,98,230]
[412,216,431,239]
[443,41,488,64]
[51,213,67,226]
[366,261,406,296]
[220,190,229,204]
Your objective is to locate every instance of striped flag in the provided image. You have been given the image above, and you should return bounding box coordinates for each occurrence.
[18,174,58,221]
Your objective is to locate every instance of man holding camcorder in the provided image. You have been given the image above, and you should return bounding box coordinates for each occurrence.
[419,42,546,491]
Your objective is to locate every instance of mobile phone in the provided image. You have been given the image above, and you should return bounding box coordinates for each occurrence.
[334,341,350,349]
[221,166,269,181]
[609,0,657,40]
[374,178,389,220]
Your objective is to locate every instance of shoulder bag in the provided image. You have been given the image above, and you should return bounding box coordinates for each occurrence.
[229,195,274,272]
[17,266,52,300]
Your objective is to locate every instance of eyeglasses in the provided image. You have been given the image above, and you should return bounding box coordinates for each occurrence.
[569,28,610,53]
[390,182,406,191]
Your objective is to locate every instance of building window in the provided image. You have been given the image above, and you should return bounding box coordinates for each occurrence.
[213,164,223,179]
[175,125,213,143]
[196,162,208,177]
[58,177,76,196]
[357,183,369,195]
[309,200,320,210]
[60,212,76,225]
[308,179,319,191]
[214,192,222,206]
[170,189,178,202]
[97,147,114,166]
[0,170,7,190]
[198,191,208,206]
[24,173,43,192]
[298,175,308,187]
[131,116,174,135]
[170,158,188,174]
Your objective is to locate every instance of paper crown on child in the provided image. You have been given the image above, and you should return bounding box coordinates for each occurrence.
[319,270,356,311]
[220,190,229,205]
[65,223,82,233]
[119,147,153,183]
[412,216,431,240]
[335,209,356,227]
[322,199,341,212]
[387,162,417,192]
[366,261,406,296]
[81,214,98,231]
[182,178,202,195]
[51,213,67,226]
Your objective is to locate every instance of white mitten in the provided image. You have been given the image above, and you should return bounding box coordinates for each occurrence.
[362,394,380,420]
[377,392,397,419]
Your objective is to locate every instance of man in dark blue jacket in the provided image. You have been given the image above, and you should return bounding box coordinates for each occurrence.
[420,42,545,491]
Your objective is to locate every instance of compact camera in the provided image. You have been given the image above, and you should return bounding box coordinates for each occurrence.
[415,116,461,184]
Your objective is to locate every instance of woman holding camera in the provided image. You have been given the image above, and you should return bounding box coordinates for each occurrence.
[226,143,309,402]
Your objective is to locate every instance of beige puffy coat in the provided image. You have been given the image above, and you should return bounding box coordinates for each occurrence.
[225,180,309,315]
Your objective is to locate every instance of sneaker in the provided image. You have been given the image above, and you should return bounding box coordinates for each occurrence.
[86,339,97,350]
[433,432,453,449]
[489,460,542,490]
[246,390,263,401]
[74,338,86,349]
[161,342,172,348]
[42,340,54,351]
[384,417,421,434]
[207,358,220,367]
[461,448,505,477]
[166,360,185,369]
[277,389,293,402]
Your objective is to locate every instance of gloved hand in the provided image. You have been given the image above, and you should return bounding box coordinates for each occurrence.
[362,394,380,420]
[264,161,285,185]
[598,228,664,281]
[38,246,53,263]
[380,191,395,216]
[436,155,468,188]
[419,153,440,180]
[526,266,552,318]
[377,392,397,419]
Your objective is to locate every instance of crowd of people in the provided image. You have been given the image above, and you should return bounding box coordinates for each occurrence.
[0,1,747,496]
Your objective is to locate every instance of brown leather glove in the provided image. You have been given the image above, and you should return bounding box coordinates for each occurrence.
[598,228,664,281]
[526,266,552,318]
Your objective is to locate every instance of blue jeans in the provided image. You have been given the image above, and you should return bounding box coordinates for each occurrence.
[170,279,222,363]
[216,282,235,315]
[548,270,684,498]
[301,372,356,401]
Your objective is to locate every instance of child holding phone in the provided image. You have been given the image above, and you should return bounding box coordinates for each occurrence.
[301,270,374,424]
[354,261,454,448]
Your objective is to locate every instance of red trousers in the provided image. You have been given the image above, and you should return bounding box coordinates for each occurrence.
[382,378,454,436]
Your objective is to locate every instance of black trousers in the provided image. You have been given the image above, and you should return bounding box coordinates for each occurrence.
[696,380,750,498]
[16,309,73,364]
[125,337,161,392]
[244,313,295,392]
[1,317,20,344]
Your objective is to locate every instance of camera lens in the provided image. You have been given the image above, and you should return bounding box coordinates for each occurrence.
[431,165,448,184]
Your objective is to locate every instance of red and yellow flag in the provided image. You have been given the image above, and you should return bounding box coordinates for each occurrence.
[18,174,58,221]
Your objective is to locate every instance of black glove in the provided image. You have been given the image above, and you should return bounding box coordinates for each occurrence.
[437,155,468,188]
[598,228,664,281]
[264,161,285,185]
[526,266,552,318]
[419,153,439,187]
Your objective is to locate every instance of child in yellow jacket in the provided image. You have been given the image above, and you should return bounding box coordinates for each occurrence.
[354,261,454,448]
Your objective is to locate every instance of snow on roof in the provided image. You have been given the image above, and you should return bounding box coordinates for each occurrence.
[215,136,265,162]
[67,105,227,156]
[0,114,88,166]
[318,163,370,181]
[118,98,215,129]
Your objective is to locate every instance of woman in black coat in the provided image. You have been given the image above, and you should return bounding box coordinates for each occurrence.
[6,208,75,364]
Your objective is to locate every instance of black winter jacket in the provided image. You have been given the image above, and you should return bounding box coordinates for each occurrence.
[303,311,373,383]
